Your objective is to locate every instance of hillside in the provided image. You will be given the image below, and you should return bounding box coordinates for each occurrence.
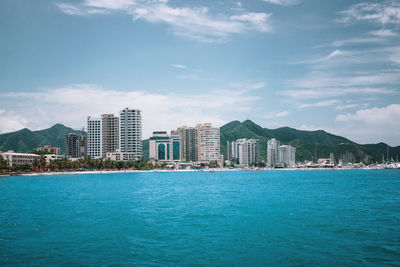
[0,124,82,153]
[220,120,400,163]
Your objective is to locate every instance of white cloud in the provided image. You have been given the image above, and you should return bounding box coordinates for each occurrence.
[368,29,399,37]
[56,1,272,42]
[335,104,361,110]
[261,0,299,6]
[298,100,340,108]
[333,104,400,145]
[280,87,395,100]
[339,1,400,25]
[0,84,260,137]
[170,64,187,69]
[275,110,289,117]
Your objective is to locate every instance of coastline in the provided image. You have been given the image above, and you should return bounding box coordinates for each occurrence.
[0,166,396,178]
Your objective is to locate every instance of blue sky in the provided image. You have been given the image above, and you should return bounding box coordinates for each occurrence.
[0,0,400,145]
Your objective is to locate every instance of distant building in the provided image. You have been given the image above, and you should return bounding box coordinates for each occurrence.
[267,138,280,167]
[227,140,239,162]
[237,139,260,166]
[87,116,102,159]
[36,145,60,155]
[227,139,260,166]
[279,145,296,167]
[175,126,197,162]
[44,154,64,163]
[119,108,142,161]
[65,133,86,159]
[196,123,220,163]
[0,151,39,166]
[149,131,181,162]
[101,114,119,158]
[105,152,138,162]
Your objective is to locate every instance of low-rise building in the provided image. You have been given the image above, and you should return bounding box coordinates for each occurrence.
[36,145,61,155]
[44,154,64,163]
[105,152,138,161]
[149,131,181,163]
[0,151,39,166]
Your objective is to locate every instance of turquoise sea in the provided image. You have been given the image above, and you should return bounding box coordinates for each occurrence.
[0,170,399,266]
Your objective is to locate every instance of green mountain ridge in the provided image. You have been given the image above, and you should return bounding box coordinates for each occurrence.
[1,121,399,163]
[0,124,82,153]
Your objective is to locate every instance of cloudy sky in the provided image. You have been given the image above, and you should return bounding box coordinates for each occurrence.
[0,0,400,145]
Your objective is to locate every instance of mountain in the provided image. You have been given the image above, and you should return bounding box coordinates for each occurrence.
[0,124,82,153]
[1,121,399,163]
[220,120,400,162]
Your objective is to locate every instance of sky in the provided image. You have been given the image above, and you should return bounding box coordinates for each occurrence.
[0,0,400,145]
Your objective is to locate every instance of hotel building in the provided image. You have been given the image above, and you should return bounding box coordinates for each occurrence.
[149,131,181,162]
[279,145,296,167]
[119,108,142,161]
[36,145,60,155]
[65,133,87,158]
[87,116,102,159]
[196,123,220,163]
[101,114,119,158]
[0,151,39,166]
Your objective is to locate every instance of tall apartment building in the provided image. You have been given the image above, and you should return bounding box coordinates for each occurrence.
[149,131,181,162]
[65,133,87,158]
[175,126,197,162]
[196,123,220,163]
[279,145,296,167]
[87,116,102,159]
[227,139,260,166]
[119,108,142,161]
[236,139,260,166]
[267,138,280,167]
[101,114,119,158]
[227,140,239,162]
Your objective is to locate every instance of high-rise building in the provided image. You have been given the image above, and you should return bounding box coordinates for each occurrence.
[175,126,197,162]
[65,133,86,158]
[279,145,296,167]
[119,108,142,161]
[101,114,119,158]
[236,138,260,166]
[267,138,280,167]
[227,140,239,162]
[149,131,181,162]
[196,123,220,163]
[87,116,102,159]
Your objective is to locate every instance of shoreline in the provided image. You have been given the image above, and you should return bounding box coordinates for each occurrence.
[0,167,397,178]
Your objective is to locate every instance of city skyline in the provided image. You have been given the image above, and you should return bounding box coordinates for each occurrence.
[0,0,400,145]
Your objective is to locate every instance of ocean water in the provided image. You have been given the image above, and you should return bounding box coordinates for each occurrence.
[0,170,399,266]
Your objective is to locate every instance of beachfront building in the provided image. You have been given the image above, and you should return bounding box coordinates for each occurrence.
[65,133,87,159]
[149,131,181,162]
[87,116,102,159]
[36,145,60,155]
[44,154,64,163]
[119,108,142,161]
[105,152,138,162]
[0,151,39,166]
[227,139,260,166]
[101,114,119,159]
[237,139,260,167]
[175,126,197,162]
[267,138,280,167]
[279,145,296,167]
[196,123,220,163]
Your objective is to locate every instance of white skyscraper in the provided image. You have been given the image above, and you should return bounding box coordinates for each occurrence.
[236,138,260,166]
[279,145,296,167]
[119,108,142,160]
[267,138,280,167]
[87,116,102,159]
